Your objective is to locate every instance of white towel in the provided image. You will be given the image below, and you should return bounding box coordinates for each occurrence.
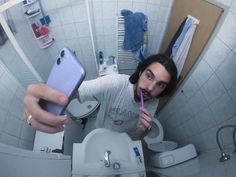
[172,16,199,78]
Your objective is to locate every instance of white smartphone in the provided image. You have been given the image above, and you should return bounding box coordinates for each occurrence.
[40,47,86,115]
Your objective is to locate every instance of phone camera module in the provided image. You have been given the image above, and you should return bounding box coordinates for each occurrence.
[60,50,65,58]
[57,58,61,65]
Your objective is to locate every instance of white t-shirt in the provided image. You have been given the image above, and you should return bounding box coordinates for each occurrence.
[79,74,158,139]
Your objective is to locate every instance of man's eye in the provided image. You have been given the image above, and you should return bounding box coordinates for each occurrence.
[158,83,166,89]
[146,72,153,80]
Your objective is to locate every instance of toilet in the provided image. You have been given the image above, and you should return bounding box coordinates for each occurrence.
[144,118,164,146]
[143,118,198,168]
[66,99,100,120]
[143,118,178,166]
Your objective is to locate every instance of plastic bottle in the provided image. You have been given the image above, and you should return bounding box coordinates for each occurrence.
[99,51,103,64]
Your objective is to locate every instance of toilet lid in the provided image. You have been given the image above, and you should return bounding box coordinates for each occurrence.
[67,99,100,119]
[143,118,164,144]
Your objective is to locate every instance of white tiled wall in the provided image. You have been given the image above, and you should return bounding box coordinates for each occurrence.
[158,0,236,152]
[7,0,98,82]
[0,61,35,150]
[92,0,173,58]
[42,0,98,80]
[4,0,173,83]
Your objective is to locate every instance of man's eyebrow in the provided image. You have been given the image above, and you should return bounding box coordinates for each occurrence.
[158,81,169,85]
[146,68,155,76]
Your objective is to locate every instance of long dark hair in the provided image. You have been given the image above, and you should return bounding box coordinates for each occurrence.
[129,54,178,98]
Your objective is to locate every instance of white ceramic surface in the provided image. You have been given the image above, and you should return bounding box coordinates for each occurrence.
[72,128,145,176]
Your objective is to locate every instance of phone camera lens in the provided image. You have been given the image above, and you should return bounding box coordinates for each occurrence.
[57,58,61,65]
[60,50,65,58]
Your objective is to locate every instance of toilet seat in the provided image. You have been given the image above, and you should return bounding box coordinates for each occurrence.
[67,99,100,119]
[144,118,164,145]
[143,119,178,153]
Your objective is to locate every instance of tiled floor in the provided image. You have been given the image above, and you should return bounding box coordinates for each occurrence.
[150,150,236,177]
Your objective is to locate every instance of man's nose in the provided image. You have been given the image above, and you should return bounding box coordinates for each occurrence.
[147,82,156,92]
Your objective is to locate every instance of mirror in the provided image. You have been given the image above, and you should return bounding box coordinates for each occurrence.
[1,0,173,86]
[1,0,236,176]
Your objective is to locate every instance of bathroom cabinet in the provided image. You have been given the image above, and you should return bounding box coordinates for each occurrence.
[22,0,54,48]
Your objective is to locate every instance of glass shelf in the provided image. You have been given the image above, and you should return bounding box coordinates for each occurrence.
[22,0,54,49]
[22,0,37,7]
[25,10,41,18]
[40,38,54,49]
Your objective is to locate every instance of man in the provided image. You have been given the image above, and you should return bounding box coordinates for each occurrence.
[24,54,177,139]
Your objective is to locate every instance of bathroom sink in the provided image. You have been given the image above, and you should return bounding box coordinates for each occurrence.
[72,128,145,176]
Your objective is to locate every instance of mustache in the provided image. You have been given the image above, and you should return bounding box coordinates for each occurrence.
[140,89,151,98]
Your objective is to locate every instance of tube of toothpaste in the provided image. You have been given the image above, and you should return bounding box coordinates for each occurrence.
[133,147,142,165]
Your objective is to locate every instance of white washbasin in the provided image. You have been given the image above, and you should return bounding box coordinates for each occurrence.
[72,128,145,176]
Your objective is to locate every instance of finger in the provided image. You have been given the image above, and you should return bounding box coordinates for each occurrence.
[24,108,65,133]
[139,113,152,124]
[24,85,69,126]
[26,83,68,105]
[139,117,151,130]
[30,117,65,133]
[139,109,152,130]
[24,96,69,127]
[140,107,151,117]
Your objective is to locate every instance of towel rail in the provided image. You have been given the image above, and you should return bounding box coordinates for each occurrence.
[116,15,138,73]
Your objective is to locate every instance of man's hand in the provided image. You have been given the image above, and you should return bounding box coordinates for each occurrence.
[23,83,69,133]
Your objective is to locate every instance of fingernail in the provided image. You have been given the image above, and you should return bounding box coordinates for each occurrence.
[59,96,67,104]
[63,118,69,124]
[61,115,68,124]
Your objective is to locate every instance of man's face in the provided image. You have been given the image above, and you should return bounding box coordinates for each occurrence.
[136,62,171,101]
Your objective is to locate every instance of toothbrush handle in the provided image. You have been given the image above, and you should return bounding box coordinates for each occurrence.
[140,91,144,108]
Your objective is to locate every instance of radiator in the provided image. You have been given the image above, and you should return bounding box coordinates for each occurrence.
[116,16,138,71]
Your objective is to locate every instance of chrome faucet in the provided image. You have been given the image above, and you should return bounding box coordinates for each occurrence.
[104,150,111,167]
[216,124,236,162]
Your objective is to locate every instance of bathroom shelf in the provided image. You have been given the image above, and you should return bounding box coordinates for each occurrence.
[36,33,48,39]
[22,0,37,7]
[39,37,54,49]
[25,10,41,18]
[22,0,54,49]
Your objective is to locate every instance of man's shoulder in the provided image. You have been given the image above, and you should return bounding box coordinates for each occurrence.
[102,74,130,80]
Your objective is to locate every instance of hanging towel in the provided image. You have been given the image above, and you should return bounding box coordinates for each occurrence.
[171,15,199,78]
[173,22,197,78]
[121,9,147,51]
[165,17,188,57]
[132,32,148,61]
[171,18,193,58]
